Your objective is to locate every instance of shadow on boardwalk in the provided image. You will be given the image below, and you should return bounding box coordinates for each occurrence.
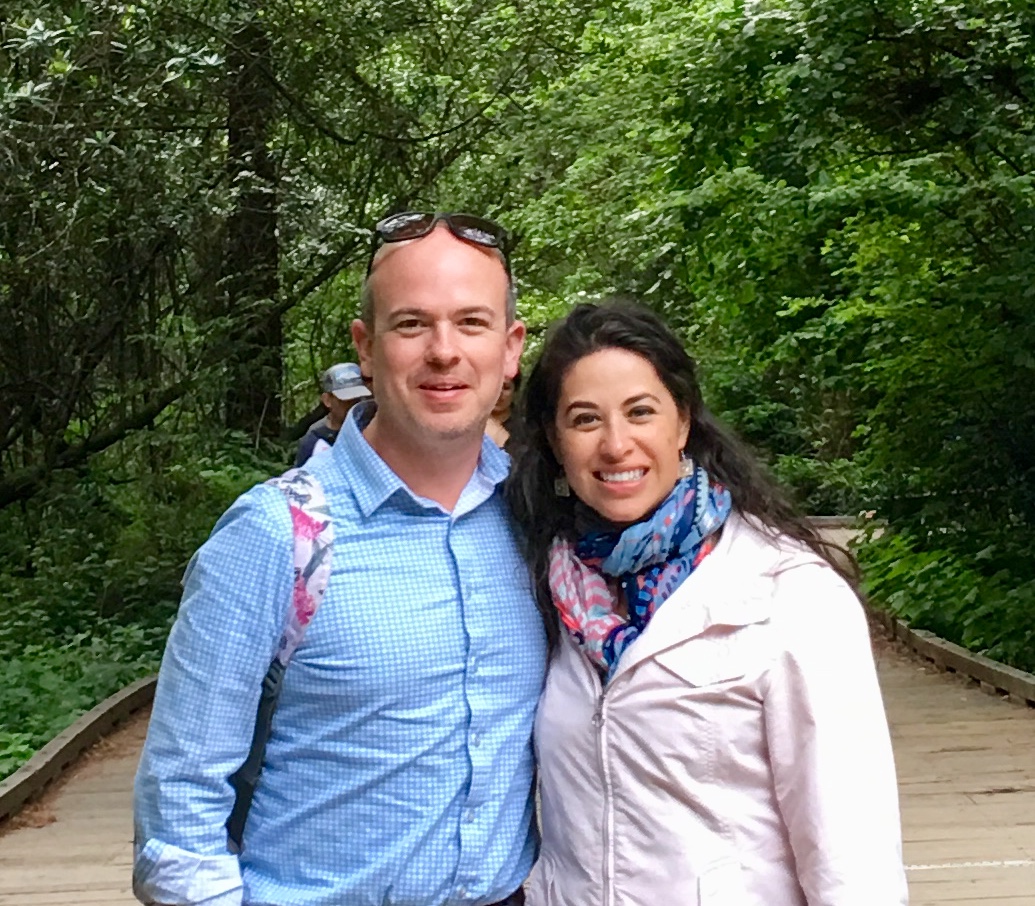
[1,629,1034,905]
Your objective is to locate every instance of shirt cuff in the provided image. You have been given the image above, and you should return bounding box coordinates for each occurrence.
[133,837,243,906]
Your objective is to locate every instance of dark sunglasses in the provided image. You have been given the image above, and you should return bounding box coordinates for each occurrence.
[368,211,511,273]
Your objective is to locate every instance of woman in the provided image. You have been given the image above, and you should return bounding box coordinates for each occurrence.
[506,302,907,905]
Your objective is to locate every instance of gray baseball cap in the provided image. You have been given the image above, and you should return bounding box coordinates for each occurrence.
[320,362,371,401]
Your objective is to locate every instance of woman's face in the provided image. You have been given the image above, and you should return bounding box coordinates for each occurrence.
[552,347,690,527]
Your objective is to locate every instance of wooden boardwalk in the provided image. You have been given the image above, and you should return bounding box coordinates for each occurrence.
[1,633,1034,904]
[879,638,1035,904]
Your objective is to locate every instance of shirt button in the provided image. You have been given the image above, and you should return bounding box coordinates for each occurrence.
[457,886,467,898]
[465,808,476,823]
[471,732,481,747]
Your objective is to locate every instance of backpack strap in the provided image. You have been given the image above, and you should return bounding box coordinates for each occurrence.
[226,468,334,853]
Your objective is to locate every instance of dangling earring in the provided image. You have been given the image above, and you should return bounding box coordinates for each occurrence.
[554,475,570,497]
[679,452,694,479]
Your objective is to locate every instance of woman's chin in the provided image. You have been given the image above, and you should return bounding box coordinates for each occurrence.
[586,493,670,529]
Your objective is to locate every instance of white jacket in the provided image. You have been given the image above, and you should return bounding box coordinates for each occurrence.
[529,514,908,906]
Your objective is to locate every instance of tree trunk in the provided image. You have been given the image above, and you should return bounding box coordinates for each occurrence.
[223,5,281,437]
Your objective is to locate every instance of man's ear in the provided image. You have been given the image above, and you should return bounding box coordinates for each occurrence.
[351,318,372,378]
[504,319,526,379]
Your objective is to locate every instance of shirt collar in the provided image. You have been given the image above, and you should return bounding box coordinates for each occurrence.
[334,400,510,517]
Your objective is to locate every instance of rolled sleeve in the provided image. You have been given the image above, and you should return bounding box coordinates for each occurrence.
[133,838,243,905]
[763,566,908,905]
[133,484,294,904]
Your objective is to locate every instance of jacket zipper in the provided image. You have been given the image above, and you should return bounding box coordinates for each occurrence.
[593,689,615,906]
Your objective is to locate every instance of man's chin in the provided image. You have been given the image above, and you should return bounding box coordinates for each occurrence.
[415,414,488,444]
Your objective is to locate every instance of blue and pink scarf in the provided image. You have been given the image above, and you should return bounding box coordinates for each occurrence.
[548,464,732,682]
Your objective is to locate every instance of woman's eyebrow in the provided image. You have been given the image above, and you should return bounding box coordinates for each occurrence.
[563,400,599,415]
[625,392,661,406]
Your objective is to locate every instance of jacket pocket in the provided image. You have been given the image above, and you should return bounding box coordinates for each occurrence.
[653,624,767,688]
[697,858,748,905]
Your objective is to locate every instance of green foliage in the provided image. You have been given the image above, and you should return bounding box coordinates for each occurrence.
[1,0,600,480]
[770,454,867,517]
[858,531,1035,674]
[0,430,286,641]
[0,622,166,779]
[492,0,1035,549]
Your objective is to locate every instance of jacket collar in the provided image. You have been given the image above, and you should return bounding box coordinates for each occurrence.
[605,513,823,683]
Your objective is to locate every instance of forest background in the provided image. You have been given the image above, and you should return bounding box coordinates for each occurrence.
[1,0,1033,779]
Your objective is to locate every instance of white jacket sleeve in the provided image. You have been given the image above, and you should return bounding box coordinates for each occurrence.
[762,564,909,905]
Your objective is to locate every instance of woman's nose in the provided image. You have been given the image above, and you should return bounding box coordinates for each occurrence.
[599,421,632,460]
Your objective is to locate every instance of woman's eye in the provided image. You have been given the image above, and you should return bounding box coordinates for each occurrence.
[629,406,655,418]
[571,412,599,427]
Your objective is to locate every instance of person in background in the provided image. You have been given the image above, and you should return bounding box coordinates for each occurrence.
[506,301,908,905]
[134,212,541,906]
[294,361,372,466]
[486,369,521,450]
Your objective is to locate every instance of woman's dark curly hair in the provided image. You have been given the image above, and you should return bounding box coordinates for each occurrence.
[505,300,859,651]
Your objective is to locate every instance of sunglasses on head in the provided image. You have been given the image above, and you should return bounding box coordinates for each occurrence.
[368,211,511,273]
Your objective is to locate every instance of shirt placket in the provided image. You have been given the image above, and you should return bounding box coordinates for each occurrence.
[450,523,491,904]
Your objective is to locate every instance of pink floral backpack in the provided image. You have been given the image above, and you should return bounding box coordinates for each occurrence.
[226,468,334,853]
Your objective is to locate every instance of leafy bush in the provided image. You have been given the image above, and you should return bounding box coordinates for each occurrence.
[494,0,1035,640]
[0,622,167,780]
[770,454,869,518]
[858,531,1035,675]
[0,429,286,642]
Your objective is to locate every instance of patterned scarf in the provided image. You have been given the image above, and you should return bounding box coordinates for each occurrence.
[548,464,732,682]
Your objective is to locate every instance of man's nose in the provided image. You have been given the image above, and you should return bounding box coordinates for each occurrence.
[426,322,461,365]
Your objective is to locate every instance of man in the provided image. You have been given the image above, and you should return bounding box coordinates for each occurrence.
[134,212,544,906]
[294,361,371,466]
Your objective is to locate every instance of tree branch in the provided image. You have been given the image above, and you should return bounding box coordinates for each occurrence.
[0,379,190,510]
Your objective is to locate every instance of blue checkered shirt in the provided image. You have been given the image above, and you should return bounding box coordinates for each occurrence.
[133,405,547,906]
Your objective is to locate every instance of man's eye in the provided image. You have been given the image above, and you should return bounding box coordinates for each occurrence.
[460,317,491,330]
[394,319,424,331]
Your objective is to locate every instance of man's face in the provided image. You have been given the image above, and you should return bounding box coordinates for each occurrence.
[320,392,357,427]
[352,225,524,453]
